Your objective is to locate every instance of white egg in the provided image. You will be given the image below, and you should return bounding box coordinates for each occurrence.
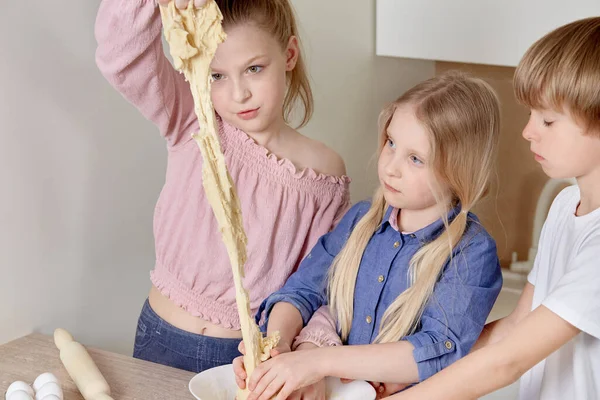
[32,373,58,393]
[34,382,62,400]
[6,390,34,400]
[6,382,34,398]
[38,396,60,400]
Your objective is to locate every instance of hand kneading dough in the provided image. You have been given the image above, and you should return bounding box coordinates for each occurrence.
[159,2,280,399]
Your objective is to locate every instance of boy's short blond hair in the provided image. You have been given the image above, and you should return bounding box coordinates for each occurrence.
[514,17,600,136]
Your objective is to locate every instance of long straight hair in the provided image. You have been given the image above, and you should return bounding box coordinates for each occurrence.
[328,71,501,343]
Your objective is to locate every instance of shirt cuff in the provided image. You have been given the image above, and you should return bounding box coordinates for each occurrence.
[292,330,343,350]
[404,332,457,381]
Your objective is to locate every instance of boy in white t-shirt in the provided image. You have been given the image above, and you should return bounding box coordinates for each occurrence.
[387,16,600,400]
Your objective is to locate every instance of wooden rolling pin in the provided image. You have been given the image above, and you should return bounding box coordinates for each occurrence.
[54,328,113,400]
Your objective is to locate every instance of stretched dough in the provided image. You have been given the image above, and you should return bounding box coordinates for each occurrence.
[159,2,279,399]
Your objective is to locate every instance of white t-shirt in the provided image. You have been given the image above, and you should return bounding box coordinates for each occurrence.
[519,186,600,400]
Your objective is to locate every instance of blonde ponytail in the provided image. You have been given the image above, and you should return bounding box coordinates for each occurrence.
[375,210,468,342]
[328,188,387,341]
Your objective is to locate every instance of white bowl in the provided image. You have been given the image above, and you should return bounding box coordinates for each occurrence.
[189,364,376,400]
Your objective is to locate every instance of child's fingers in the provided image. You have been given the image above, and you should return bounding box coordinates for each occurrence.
[270,342,291,357]
[247,361,273,392]
[270,347,284,357]
[374,384,387,400]
[252,373,283,400]
[233,356,247,381]
[175,0,189,9]
[158,0,203,8]
[233,355,247,389]
[273,381,297,400]
[235,374,247,390]
[238,340,246,355]
[288,381,327,400]
[370,381,387,399]
[376,382,409,398]
[286,391,302,400]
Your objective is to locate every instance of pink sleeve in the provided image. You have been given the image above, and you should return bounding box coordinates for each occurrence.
[95,0,198,147]
[292,306,343,349]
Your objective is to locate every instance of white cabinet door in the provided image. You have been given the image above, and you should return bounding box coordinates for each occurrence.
[376,0,600,67]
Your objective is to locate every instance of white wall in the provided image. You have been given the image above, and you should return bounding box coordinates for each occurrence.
[0,0,433,354]
[291,2,435,202]
[377,0,600,67]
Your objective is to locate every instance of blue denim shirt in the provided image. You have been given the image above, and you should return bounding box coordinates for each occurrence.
[257,201,502,381]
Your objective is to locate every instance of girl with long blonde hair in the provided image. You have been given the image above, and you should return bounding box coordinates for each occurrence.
[386,17,600,400]
[234,71,503,399]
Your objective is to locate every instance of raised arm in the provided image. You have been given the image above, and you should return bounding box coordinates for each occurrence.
[95,0,198,147]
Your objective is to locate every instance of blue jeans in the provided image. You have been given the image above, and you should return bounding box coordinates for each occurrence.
[133,299,242,373]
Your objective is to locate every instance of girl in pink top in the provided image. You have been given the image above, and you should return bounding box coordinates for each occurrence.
[94,0,350,373]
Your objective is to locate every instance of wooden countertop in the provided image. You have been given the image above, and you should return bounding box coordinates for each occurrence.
[0,333,196,399]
